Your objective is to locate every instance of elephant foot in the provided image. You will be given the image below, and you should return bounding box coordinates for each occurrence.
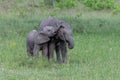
[62,58,67,63]
[27,52,34,57]
[48,58,54,62]
[57,58,62,63]
[42,56,48,61]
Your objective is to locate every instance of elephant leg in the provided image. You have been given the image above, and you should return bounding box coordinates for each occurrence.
[42,43,48,59]
[33,44,40,59]
[55,43,61,63]
[27,44,34,57]
[48,41,55,61]
[27,51,33,57]
[27,48,33,57]
[60,41,67,63]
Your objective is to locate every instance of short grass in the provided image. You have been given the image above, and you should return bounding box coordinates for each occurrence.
[0,14,120,80]
[0,33,120,80]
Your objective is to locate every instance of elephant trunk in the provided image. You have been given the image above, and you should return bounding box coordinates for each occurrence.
[66,36,74,49]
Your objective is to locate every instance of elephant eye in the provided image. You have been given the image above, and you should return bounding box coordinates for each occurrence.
[54,31,57,33]
[48,29,51,32]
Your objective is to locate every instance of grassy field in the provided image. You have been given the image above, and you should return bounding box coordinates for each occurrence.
[0,0,120,80]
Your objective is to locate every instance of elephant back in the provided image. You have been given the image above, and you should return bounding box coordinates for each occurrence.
[40,17,60,30]
[39,17,73,34]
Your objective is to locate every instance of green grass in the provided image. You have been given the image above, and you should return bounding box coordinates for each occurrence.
[0,31,120,80]
[0,15,120,80]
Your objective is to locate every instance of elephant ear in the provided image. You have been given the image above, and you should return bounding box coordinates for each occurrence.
[60,21,72,34]
[57,27,65,40]
[34,33,50,44]
[57,20,72,32]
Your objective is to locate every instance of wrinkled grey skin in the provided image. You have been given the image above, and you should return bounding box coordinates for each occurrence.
[26,26,57,59]
[39,17,74,62]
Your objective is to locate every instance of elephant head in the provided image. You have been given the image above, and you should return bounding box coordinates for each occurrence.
[39,26,57,37]
[34,26,58,44]
[56,21,74,49]
[57,26,74,49]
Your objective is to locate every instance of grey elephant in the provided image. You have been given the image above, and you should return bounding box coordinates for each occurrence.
[39,16,74,62]
[26,26,57,59]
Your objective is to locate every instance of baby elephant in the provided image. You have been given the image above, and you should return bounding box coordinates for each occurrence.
[26,26,56,59]
[26,30,49,59]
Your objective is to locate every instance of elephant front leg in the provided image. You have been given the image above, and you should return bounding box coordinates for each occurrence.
[60,41,67,63]
[55,43,61,63]
[42,43,48,59]
[27,48,33,57]
[48,41,55,61]
[33,44,40,59]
